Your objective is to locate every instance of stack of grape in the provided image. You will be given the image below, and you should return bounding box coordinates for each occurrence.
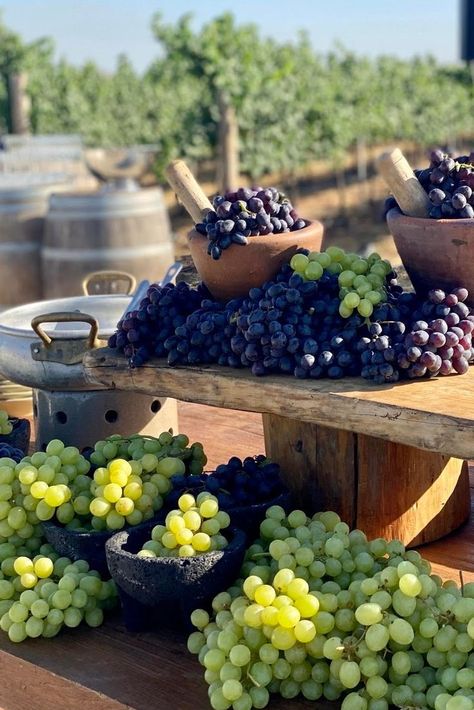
[0,549,117,642]
[87,432,207,477]
[139,492,230,559]
[166,297,242,367]
[188,507,474,710]
[107,281,208,367]
[387,149,474,220]
[289,248,394,319]
[194,187,307,261]
[0,409,13,435]
[165,455,287,512]
[107,245,474,383]
[0,443,24,463]
[359,288,474,384]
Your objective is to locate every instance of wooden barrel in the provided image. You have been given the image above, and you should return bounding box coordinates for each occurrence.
[42,188,175,298]
[0,174,70,308]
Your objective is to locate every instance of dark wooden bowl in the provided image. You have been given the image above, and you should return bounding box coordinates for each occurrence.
[387,207,474,305]
[187,220,324,301]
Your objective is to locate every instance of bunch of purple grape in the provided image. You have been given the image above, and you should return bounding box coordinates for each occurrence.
[195,186,306,260]
[360,288,474,384]
[416,149,474,219]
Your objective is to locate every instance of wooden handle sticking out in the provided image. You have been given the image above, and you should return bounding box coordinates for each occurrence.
[377,148,430,218]
[165,160,214,224]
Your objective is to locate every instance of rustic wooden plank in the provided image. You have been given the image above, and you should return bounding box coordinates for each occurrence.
[84,349,474,460]
[0,645,131,710]
[356,437,471,546]
[262,414,357,524]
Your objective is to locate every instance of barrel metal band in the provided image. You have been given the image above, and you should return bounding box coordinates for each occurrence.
[42,243,173,260]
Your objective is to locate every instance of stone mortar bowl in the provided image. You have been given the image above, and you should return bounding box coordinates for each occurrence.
[42,512,165,577]
[105,524,246,630]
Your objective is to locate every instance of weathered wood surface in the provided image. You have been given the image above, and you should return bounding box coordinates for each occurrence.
[85,349,474,460]
[0,403,473,710]
[263,414,471,546]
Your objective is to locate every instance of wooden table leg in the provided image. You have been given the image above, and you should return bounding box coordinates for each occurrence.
[262,413,471,547]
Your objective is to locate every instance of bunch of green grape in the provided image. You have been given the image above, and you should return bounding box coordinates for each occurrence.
[0,546,117,642]
[289,247,393,319]
[0,440,90,561]
[188,507,474,710]
[89,432,207,476]
[139,492,230,559]
[0,410,13,435]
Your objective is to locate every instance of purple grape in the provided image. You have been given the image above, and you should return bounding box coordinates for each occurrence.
[459,319,474,334]
[412,320,429,331]
[408,363,427,378]
[438,346,454,360]
[445,331,460,347]
[460,205,474,218]
[446,312,460,327]
[459,336,472,350]
[293,219,306,230]
[407,346,422,362]
[440,359,453,376]
[452,193,467,210]
[444,293,458,307]
[428,319,448,334]
[452,344,465,359]
[216,201,233,218]
[453,287,468,302]
[430,149,445,165]
[429,332,446,348]
[453,302,470,319]
[456,185,472,200]
[453,357,469,374]
[248,197,263,213]
[412,330,429,346]
[420,351,437,369]
[429,188,445,206]
[428,289,446,304]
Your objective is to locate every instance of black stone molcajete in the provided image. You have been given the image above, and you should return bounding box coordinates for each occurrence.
[105,525,247,631]
[42,514,165,577]
[0,418,30,454]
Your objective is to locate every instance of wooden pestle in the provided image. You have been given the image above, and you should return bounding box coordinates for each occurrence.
[165,160,213,224]
[377,148,430,218]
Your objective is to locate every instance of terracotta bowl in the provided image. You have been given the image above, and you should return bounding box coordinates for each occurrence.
[187,220,324,301]
[387,208,474,305]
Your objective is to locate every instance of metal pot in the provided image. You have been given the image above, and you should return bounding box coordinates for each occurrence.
[0,295,129,390]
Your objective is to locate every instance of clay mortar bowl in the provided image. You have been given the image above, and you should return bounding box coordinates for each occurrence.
[187,219,324,301]
[387,207,474,306]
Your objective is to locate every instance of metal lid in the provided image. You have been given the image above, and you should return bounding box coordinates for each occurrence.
[0,294,129,339]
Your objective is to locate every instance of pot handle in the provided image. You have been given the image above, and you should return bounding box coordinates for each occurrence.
[31,312,99,349]
[82,270,137,296]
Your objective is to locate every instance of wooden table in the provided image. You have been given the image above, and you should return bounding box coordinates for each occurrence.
[1,402,473,710]
[84,349,474,547]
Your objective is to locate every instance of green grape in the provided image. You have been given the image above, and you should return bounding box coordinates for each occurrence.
[342,693,368,710]
[8,620,27,643]
[365,623,390,652]
[366,676,388,700]
[85,608,104,627]
[355,603,383,625]
[389,618,415,645]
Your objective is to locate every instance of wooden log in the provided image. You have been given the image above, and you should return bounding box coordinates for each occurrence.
[8,72,30,135]
[357,436,471,546]
[262,414,357,523]
[83,351,474,461]
[263,414,471,546]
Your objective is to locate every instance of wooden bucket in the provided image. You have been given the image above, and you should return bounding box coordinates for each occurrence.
[42,188,175,298]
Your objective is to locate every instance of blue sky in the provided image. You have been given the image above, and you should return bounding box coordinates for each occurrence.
[0,1,461,72]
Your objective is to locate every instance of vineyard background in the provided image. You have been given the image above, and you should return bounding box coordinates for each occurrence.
[0,11,473,259]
